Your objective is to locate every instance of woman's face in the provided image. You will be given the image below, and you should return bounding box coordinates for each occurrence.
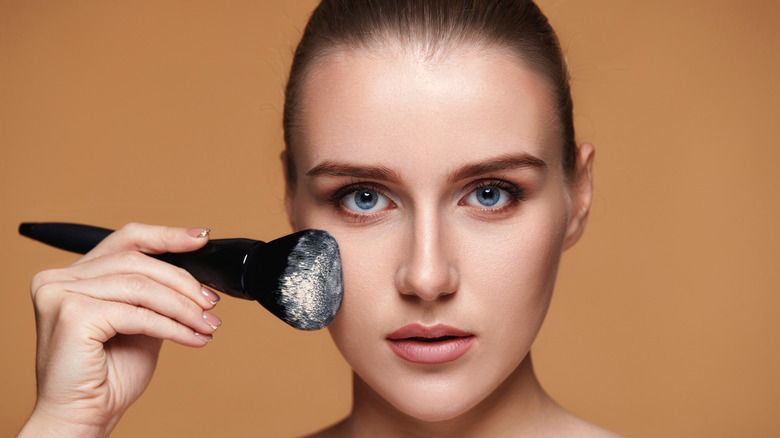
[286,45,592,421]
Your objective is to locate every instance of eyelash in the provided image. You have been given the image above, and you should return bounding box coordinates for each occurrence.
[328,182,395,221]
[327,178,526,220]
[461,179,526,211]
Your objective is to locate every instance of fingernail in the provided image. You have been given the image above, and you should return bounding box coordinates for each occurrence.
[201,287,220,305]
[195,332,213,343]
[188,228,210,238]
[203,312,222,330]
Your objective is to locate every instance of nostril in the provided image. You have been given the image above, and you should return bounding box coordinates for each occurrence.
[395,262,459,300]
[394,220,460,300]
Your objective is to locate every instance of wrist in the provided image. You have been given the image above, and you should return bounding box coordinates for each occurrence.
[18,404,116,438]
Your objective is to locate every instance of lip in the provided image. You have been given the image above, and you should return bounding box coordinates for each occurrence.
[386,323,475,364]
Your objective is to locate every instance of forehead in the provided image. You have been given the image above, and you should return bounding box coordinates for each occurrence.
[296,45,562,174]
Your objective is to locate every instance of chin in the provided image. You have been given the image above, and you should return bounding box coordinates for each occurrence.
[383,383,488,423]
[402,406,470,423]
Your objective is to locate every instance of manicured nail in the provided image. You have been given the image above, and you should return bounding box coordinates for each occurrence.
[201,287,220,305]
[194,332,213,343]
[203,312,222,330]
[188,228,210,238]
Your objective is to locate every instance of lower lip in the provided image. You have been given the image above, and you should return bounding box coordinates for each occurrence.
[387,336,475,364]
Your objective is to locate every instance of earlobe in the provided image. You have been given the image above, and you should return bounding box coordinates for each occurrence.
[563,143,595,250]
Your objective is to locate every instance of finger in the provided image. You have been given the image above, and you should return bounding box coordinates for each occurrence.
[55,274,221,335]
[33,283,213,348]
[76,222,210,263]
[46,251,219,310]
[100,300,215,347]
[80,294,214,347]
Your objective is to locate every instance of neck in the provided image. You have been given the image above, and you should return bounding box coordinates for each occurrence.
[342,354,565,437]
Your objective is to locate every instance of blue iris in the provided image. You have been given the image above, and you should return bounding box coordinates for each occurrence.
[354,190,379,210]
[476,187,500,207]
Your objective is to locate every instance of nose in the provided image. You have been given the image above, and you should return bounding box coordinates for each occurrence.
[395,212,459,301]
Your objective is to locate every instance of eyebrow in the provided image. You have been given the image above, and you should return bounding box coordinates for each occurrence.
[447,153,548,182]
[306,161,402,184]
[305,152,547,183]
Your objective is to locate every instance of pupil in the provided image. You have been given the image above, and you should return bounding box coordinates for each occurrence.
[477,188,500,206]
[355,191,378,210]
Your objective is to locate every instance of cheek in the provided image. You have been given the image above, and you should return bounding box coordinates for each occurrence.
[288,191,397,358]
[322,230,398,357]
[464,201,570,337]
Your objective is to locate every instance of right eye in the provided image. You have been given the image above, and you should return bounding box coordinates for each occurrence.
[341,188,392,215]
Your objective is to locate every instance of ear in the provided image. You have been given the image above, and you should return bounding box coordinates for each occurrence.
[562,143,595,250]
[280,149,297,230]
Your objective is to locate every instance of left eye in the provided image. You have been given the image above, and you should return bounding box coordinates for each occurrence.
[342,188,390,214]
[462,186,511,208]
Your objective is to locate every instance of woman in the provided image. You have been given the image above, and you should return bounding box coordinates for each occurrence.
[20,1,621,436]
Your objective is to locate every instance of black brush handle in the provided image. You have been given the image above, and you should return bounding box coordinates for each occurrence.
[19,222,114,254]
[19,222,259,300]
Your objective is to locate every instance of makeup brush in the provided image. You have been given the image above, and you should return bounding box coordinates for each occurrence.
[19,222,343,331]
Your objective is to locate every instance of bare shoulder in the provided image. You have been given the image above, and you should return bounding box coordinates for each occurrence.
[554,411,628,438]
[567,422,627,438]
[299,408,627,438]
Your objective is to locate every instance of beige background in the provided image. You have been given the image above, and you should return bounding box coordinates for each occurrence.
[1,1,778,436]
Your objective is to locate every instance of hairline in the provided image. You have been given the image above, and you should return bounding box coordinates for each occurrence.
[285,34,570,190]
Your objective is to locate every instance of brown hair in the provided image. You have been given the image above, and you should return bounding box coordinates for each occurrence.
[283,0,575,186]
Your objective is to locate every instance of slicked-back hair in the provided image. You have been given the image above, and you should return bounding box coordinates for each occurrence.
[283,0,576,186]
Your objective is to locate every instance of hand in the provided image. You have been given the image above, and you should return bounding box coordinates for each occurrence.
[18,223,221,438]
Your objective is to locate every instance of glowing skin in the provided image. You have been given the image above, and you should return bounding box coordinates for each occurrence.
[286,45,595,435]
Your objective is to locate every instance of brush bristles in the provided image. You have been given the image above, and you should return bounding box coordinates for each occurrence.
[277,230,343,330]
[247,229,343,330]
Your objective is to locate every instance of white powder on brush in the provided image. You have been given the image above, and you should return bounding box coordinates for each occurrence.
[278,231,343,330]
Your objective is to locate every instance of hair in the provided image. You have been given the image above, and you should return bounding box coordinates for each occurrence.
[283,0,576,187]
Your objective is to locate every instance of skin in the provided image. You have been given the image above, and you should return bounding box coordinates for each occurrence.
[19,224,220,438]
[285,43,611,437]
[17,41,619,438]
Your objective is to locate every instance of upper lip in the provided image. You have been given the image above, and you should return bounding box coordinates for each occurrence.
[387,323,473,340]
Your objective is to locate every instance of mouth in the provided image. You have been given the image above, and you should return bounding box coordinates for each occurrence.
[407,336,461,342]
[386,324,475,364]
